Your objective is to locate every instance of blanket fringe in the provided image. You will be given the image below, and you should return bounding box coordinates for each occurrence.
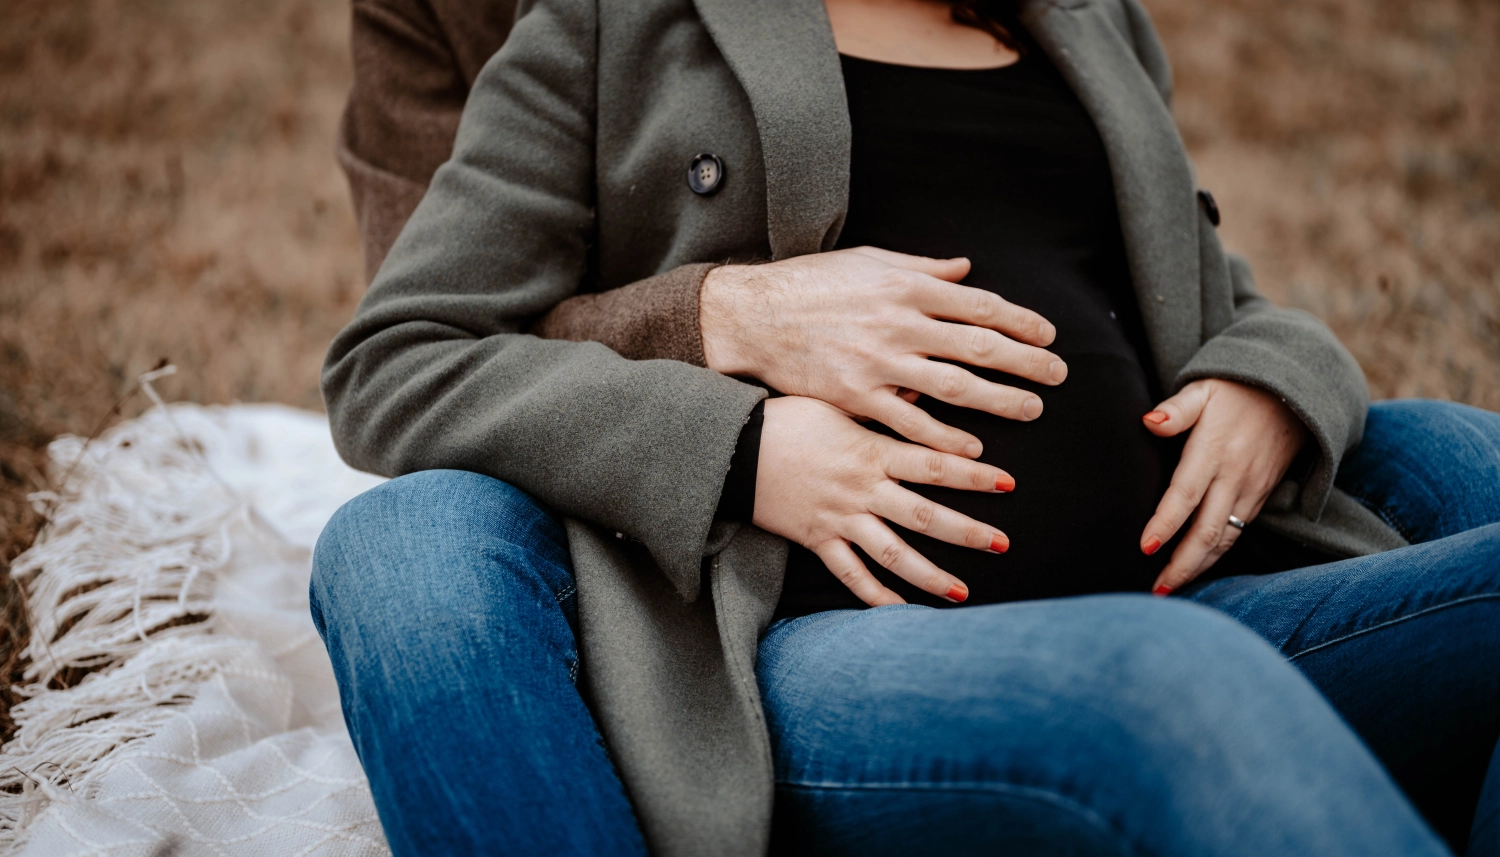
[0,369,293,846]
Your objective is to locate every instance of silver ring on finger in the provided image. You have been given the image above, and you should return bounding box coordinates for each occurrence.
[1226,514,1247,531]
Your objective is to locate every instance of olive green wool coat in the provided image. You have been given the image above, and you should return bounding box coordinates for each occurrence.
[322,0,1407,853]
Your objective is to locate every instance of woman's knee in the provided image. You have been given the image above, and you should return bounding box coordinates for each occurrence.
[1364,400,1500,468]
[939,599,1347,788]
[311,470,572,639]
[1044,598,1323,743]
[766,598,1404,853]
[769,597,1328,762]
[1340,399,1500,541]
[1008,600,1401,831]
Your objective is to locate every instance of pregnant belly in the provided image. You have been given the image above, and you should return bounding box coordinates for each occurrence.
[780,353,1178,613]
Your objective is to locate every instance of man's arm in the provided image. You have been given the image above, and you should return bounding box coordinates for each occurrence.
[325,0,765,597]
[338,0,714,364]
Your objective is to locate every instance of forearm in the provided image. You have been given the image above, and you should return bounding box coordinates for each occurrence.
[326,0,769,596]
[529,263,717,366]
[325,308,763,597]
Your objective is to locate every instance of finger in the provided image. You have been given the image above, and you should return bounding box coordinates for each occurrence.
[923,319,1067,386]
[844,246,971,283]
[893,358,1045,422]
[1179,494,1259,584]
[847,516,970,603]
[877,435,1016,493]
[1152,480,1241,595]
[866,393,984,458]
[868,482,1010,555]
[1140,445,1218,557]
[812,538,906,607]
[1143,380,1213,437]
[911,280,1057,347]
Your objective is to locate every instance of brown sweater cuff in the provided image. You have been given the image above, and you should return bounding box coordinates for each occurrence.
[529,262,718,367]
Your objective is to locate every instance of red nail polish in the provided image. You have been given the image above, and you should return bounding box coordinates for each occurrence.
[946,584,968,603]
[1143,411,1168,425]
[1143,536,1161,556]
[995,474,1015,492]
[990,534,1009,554]
[1153,584,1174,597]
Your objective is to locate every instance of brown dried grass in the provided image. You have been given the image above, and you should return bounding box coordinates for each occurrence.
[0,0,1497,734]
[1146,0,1500,407]
[0,0,362,738]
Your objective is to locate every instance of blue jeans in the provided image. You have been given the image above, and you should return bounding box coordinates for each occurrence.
[1188,399,1500,853]
[311,400,1500,855]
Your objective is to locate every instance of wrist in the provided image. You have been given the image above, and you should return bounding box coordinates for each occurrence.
[699,264,757,376]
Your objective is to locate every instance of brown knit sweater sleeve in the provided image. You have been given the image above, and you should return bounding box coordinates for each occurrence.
[528,264,715,367]
[338,0,711,366]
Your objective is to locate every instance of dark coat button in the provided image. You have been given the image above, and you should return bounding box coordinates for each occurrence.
[688,153,725,195]
[1197,189,1221,227]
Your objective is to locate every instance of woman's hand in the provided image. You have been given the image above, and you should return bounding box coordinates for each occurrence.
[700,247,1068,459]
[753,396,1015,606]
[1139,379,1309,594]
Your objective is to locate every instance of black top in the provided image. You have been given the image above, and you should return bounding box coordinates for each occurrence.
[720,34,1333,615]
[762,37,1193,617]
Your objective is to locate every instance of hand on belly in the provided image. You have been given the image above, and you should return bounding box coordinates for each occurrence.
[699,246,1067,458]
[751,396,1017,606]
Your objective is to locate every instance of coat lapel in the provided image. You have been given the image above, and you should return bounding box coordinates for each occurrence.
[1021,0,1202,384]
[691,0,850,259]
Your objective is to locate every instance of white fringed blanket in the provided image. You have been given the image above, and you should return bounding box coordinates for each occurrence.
[1,402,390,856]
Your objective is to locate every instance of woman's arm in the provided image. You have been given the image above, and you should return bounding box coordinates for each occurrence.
[1117,0,1369,588]
[1118,0,1368,513]
[323,0,763,601]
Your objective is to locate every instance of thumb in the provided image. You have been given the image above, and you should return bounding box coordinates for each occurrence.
[846,246,971,283]
[1143,380,1213,437]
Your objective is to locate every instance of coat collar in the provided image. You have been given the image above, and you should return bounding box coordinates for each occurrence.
[693,0,1203,380]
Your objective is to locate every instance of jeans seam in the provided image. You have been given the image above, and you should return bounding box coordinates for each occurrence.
[776,780,1144,856]
[554,583,577,604]
[1286,593,1500,662]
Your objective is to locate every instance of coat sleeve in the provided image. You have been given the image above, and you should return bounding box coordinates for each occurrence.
[1174,252,1369,519]
[337,0,713,364]
[322,0,763,599]
[1118,0,1369,519]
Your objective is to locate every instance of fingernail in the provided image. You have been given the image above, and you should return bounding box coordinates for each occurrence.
[995,473,1015,492]
[1039,321,1056,345]
[1143,411,1168,425]
[965,442,983,458]
[1153,584,1174,597]
[1022,398,1043,420]
[1048,360,1068,384]
[945,583,969,603]
[1143,536,1162,556]
[990,534,1009,554]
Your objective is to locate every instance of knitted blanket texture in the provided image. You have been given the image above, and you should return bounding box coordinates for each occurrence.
[1,402,390,856]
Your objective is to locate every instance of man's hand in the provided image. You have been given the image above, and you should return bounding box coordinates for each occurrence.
[700,247,1067,459]
[753,396,1016,606]
[1138,379,1309,594]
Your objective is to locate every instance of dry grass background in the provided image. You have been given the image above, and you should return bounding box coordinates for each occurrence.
[0,0,1497,731]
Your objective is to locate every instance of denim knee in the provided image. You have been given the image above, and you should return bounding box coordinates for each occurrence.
[1053,598,1324,745]
[310,469,575,643]
[1338,399,1500,542]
